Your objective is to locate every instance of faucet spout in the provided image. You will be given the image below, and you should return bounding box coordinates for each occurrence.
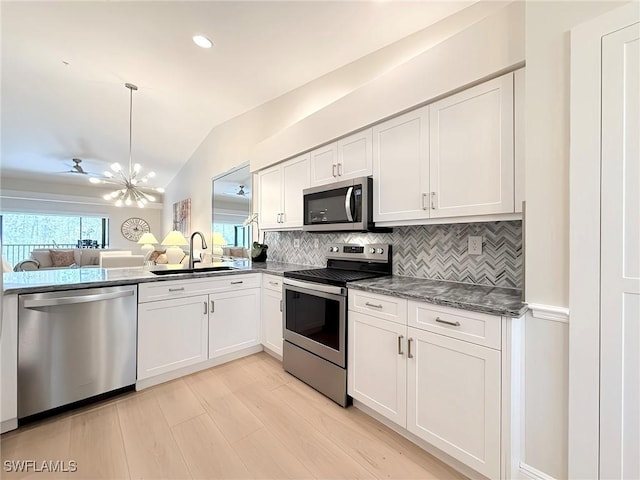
[189,231,208,269]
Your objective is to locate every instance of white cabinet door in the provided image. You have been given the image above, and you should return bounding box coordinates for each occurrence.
[407,328,501,479]
[258,164,283,229]
[1,295,18,432]
[337,129,373,180]
[137,295,209,380]
[599,22,640,480]
[373,106,430,222]
[209,288,261,359]
[429,73,514,218]
[281,153,310,228]
[261,287,283,357]
[310,143,338,187]
[348,311,407,426]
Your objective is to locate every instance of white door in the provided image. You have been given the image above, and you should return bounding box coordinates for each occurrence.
[337,129,373,180]
[429,73,514,218]
[348,311,407,426]
[262,287,283,357]
[209,288,261,359]
[373,106,430,223]
[600,21,640,480]
[137,295,209,380]
[310,143,338,187]
[258,164,283,229]
[407,328,501,479]
[281,153,310,228]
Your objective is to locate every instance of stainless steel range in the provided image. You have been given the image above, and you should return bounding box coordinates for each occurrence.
[283,243,392,406]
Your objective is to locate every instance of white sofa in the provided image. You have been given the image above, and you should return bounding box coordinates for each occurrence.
[23,248,131,270]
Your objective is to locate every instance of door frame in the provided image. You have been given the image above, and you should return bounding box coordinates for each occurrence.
[568,3,640,479]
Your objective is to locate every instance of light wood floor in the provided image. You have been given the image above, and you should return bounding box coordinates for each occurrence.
[1,352,466,479]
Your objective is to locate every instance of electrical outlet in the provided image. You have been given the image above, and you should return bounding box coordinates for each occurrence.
[468,236,483,255]
[314,238,319,248]
[293,239,300,248]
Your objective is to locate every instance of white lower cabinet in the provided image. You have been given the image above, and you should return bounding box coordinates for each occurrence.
[348,289,508,479]
[407,327,501,479]
[209,288,261,359]
[348,310,406,425]
[261,274,283,357]
[137,274,262,384]
[138,295,209,380]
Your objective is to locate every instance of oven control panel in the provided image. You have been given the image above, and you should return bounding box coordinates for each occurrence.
[326,243,391,262]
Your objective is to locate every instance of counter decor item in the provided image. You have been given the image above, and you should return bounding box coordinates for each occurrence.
[250,242,268,262]
[243,213,267,262]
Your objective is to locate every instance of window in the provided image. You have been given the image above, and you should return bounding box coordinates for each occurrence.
[0,213,109,267]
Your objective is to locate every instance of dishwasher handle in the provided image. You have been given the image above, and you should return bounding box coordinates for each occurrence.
[23,289,135,308]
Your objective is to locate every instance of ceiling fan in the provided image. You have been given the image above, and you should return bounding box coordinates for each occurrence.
[236,185,247,196]
[60,158,98,176]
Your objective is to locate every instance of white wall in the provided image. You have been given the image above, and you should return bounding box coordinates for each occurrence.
[0,176,162,251]
[523,2,627,479]
[163,1,522,243]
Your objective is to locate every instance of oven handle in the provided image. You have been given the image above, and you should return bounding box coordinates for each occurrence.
[345,186,354,222]
[283,278,346,296]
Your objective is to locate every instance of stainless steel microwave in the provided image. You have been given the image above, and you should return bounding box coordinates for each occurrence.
[303,177,373,232]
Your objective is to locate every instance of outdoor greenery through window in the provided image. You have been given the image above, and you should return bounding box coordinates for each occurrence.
[1,213,109,267]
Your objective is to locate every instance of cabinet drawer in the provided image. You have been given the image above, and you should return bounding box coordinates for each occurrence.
[349,290,407,324]
[139,274,260,303]
[408,301,501,350]
[262,274,283,292]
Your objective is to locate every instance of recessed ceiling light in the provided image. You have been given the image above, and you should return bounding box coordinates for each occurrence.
[192,35,213,49]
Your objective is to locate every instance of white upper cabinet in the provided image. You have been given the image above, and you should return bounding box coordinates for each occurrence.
[281,154,310,228]
[258,153,310,230]
[373,106,430,222]
[310,143,338,186]
[310,129,373,187]
[337,129,373,180]
[429,73,514,218]
[258,164,283,230]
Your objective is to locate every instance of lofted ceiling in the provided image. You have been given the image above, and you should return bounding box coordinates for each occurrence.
[1,1,475,190]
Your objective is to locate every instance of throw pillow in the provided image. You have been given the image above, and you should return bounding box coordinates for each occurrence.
[49,250,76,267]
[149,250,166,264]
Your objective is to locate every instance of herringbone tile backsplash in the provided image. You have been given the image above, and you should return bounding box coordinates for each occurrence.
[264,221,522,289]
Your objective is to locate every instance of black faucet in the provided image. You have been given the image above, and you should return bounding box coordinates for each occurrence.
[189,232,208,269]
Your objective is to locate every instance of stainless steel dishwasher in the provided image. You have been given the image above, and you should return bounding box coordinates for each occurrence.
[18,285,137,419]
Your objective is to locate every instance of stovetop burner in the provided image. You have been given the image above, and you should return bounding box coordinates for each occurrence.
[284,268,386,286]
[284,243,392,287]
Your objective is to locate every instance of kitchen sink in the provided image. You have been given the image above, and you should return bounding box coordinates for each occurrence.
[150,266,236,275]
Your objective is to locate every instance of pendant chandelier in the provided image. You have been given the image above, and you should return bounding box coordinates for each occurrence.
[90,83,164,207]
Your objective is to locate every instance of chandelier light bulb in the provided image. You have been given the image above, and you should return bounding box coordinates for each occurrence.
[146,195,156,202]
[125,198,132,206]
[103,171,113,178]
[133,163,141,173]
[137,200,145,208]
[103,194,112,200]
[148,171,156,178]
[89,177,101,184]
[155,187,165,193]
[115,199,123,207]
[111,162,122,172]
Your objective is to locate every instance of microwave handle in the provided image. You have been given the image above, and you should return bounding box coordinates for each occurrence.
[345,186,354,222]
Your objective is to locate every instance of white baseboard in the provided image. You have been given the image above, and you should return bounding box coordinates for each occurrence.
[526,303,570,323]
[519,462,558,480]
[1,418,18,434]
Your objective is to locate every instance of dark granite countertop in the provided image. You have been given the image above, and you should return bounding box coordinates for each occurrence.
[2,260,309,295]
[348,276,527,317]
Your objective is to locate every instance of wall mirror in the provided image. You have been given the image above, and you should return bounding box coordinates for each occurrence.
[211,163,252,258]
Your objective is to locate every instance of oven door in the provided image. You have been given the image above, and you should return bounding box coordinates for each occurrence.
[283,278,346,367]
